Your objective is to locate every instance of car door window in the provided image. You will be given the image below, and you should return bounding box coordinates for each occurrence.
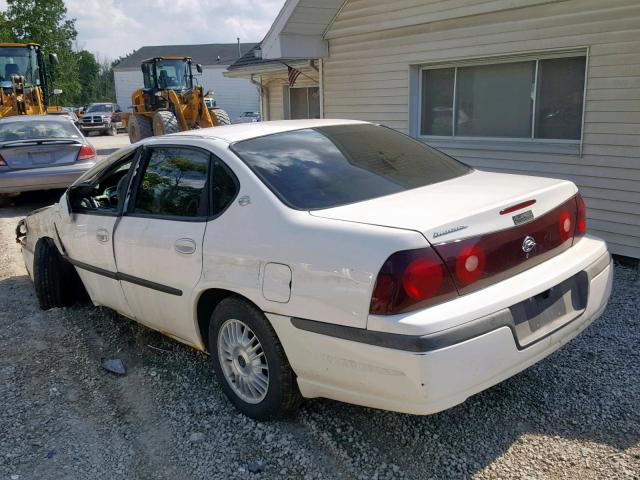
[69,152,137,215]
[133,147,210,218]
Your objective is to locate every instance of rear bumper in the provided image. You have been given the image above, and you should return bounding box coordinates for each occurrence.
[270,236,613,415]
[0,162,95,193]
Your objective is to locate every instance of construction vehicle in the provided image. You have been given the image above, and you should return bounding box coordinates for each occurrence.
[0,43,61,117]
[127,56,230,142]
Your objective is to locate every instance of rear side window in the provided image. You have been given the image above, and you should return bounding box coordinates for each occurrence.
[232,123,470,210]
[134,147,209,218]
[211,159,238,216]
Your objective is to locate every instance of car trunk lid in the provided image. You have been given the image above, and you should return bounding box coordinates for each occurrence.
[311,170,581,292]
[0,140,82,169]
[310,170,576,242]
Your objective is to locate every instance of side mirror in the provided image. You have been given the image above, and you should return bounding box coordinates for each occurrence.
[196,63,203,74]
[66,184,96,213]
[52,88,63,95]
[49,53,59,65]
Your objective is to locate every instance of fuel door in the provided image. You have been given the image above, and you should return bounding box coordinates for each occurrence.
[262,263,292,303]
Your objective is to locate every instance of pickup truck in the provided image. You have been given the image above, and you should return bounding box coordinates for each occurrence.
[78,103,123,136]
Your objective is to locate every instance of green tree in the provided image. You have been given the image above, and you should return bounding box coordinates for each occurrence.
[0,12,12,42]
[77,50,99,104]
[5,0,76,51]
[51,48,81,106]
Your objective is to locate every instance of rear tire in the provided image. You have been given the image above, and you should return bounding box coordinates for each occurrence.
[152,110,180,136]
[128,114,153,143]
[209,108,230,126]
[33,238,80,310]
[209,297,302,420]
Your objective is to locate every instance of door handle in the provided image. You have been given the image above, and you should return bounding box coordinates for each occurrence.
[174,238,196,255]
[96,228,110,243]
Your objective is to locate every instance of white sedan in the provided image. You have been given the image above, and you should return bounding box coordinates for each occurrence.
[16,119,613,420]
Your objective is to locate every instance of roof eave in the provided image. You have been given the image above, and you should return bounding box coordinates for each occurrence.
[224,59,313,77]
[260,0,344,60]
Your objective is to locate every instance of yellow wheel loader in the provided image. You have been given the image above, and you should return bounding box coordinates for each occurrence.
[0,43,61,118]
[128,56,230,142]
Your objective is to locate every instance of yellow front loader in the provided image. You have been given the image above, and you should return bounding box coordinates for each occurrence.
[0,43,61,118]
[127,56,230,142]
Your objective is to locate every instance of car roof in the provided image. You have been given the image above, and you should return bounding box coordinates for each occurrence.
[0,114,72,124]
[170,119,369,143]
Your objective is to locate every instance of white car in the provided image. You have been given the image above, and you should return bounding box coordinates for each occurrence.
[16,119,613,420]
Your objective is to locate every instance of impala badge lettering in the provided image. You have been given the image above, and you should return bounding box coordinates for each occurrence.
[433,225,468,239]
[512,210,534,225]
[522,235,537,254]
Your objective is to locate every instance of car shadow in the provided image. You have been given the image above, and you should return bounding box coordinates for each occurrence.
[1,261,637,479]
[0,190,62,218]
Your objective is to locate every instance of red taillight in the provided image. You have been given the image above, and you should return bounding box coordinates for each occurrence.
[77,144,96,161]
[0,154,6,166]
[575,193,586,237]
[370,248,457,315]
[403,256,444,300]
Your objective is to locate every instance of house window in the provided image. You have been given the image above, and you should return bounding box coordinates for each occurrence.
[420,55,586,140]
[287,86,320,119]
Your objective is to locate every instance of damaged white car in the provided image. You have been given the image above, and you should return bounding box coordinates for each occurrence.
[16,119,613,420]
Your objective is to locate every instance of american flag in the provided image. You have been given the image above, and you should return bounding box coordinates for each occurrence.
[287,65,301,87]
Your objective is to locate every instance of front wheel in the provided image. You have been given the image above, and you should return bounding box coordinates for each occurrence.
[128,114,153,143]
[33,238,82,309]
[209,108,230,126]
[152,110,180,136]
[209,297,301,420]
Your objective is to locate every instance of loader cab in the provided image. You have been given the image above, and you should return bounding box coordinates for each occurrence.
[141,57,200,93]
[0,44,45,89]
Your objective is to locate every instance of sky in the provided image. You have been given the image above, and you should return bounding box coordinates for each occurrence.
[1,0,286,60]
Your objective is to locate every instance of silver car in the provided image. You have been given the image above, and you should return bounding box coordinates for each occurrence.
[0,115,97,200]
[233,111,261,124]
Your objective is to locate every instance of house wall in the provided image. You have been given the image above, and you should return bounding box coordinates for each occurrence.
[323,0,640,258]
[114,69,140,111]
[200,66,260,120]
[259,70,319,120]
[114,66,259,121]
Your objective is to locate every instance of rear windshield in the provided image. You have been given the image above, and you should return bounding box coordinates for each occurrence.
[0,120,81,142]
[232,123,471,210]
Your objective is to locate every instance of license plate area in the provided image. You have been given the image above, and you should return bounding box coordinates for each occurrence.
[29,152,55,165]
[509,272,588,347]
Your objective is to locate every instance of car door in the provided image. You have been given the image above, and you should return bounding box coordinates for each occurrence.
[113,145,212,345]
[56,148,140,318]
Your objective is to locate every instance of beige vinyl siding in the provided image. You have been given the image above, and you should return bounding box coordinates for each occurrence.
[323,0,640,258]
[259,70,319,121]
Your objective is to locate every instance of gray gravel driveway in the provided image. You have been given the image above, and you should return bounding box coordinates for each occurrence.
[1,196,638,480]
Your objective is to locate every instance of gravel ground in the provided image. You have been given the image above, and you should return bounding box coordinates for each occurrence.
[1,195,639,480]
